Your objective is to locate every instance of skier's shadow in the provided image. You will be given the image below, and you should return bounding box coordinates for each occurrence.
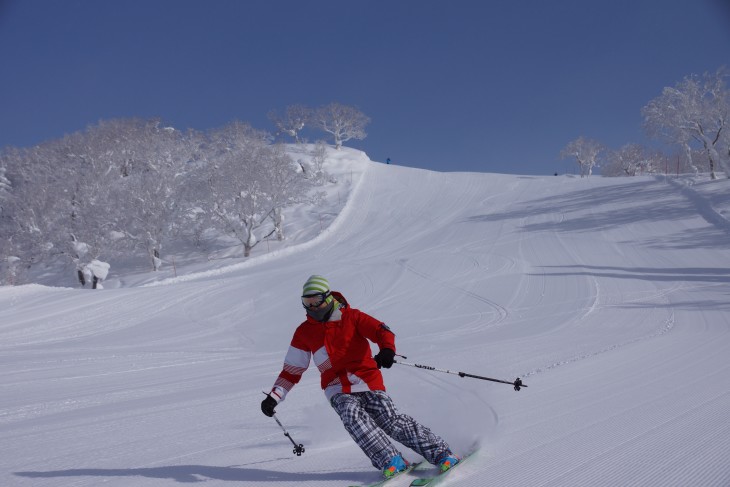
[15,464,372,483]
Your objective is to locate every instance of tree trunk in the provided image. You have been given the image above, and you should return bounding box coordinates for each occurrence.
[150,248,162,271]
[274,207,284,241]
[683,143,698,175]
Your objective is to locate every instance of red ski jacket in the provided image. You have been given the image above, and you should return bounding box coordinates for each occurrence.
[270,292,396,403]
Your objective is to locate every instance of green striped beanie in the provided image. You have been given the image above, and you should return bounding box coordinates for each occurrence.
[302,275,330,296]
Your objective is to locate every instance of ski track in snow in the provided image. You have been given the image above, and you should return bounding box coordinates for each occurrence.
[2,158,730,487]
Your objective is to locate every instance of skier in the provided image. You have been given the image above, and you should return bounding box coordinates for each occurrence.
[261,275,460,479]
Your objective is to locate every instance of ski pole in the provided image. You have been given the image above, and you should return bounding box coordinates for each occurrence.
[393,356,527,391]
[272,413,305,456]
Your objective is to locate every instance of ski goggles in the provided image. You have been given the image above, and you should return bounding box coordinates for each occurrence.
[301,291,330,309]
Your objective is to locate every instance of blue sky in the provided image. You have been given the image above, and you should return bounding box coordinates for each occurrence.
[1,0,729,175]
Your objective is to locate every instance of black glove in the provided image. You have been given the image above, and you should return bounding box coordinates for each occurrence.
[374,348,395,369]
[261,394,277,417]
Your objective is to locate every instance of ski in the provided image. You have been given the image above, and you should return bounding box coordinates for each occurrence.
[408,450,477,487]
[347,461,423,487]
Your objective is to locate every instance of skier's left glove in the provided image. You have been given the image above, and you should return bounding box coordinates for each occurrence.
[374,348,395,369]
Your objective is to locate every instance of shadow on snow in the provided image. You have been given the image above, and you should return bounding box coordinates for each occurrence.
[15,464,369,484]
[464,179,730,249]
[534,264,730,310]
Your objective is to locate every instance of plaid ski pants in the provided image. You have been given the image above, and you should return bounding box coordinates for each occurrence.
[330,390,451,469]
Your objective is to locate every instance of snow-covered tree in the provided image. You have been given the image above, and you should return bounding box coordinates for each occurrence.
[66,118,196,272]
[560,137,604,177]
[112,120,192,271]
[304,141,332,185]
[260,143,316,241]
[268,104,312,142]
[602,144,662,177]
[0,143,74,283]
[0,113,335,284]
[0,163,11,282]
[204,122,276,257]
[313,103,370,149]
[642,68,729,179]
[720,115,730,173]
[0,166,10,214]
[0,153,20,283]
[56,130,125,283]
[175,135,214,250]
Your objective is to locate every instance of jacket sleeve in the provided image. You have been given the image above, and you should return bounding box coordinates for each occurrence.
[270,330,311,404]
[355,310,396,353]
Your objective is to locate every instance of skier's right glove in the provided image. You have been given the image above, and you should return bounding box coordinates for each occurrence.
[261,394,278,417]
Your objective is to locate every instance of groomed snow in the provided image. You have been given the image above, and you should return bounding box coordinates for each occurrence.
[1,151,729,487]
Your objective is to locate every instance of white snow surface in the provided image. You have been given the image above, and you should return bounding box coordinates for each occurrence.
[2,151,729,487]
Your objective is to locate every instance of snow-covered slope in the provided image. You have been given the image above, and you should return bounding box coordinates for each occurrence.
[1,155,729,487]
